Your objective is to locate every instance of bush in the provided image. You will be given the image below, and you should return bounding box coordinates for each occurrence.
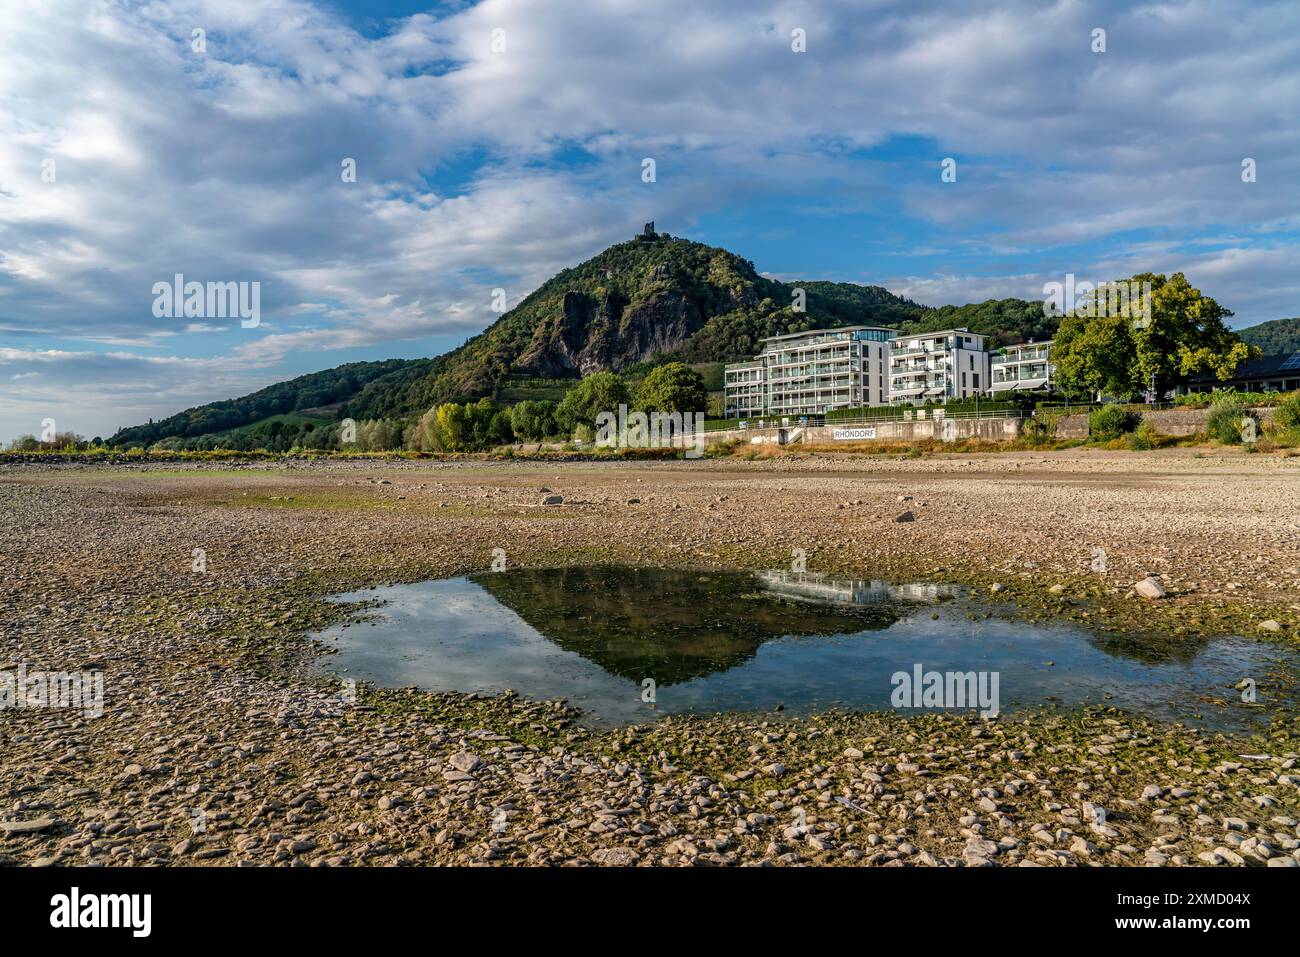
[1126,420,1159,451]
[1088,404,1138,440]
[1205,396,1255,444]
[1273,392,1300,437]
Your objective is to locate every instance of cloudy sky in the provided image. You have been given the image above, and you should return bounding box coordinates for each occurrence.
[2,0,1298,442]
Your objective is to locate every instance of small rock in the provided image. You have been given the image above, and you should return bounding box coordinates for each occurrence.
[0,818,55,835]
[1134,577,1166,600]
[449,752,483,773]
[591,847,640,866]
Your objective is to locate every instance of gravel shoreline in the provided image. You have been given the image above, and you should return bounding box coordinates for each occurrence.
[2,449,1298,867]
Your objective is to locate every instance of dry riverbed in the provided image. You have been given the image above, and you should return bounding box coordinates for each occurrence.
[1,447,1298,867]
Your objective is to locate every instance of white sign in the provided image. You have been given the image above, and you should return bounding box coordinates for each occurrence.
[833,427,877,441]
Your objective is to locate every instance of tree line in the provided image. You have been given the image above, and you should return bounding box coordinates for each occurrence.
[28,362,709,454]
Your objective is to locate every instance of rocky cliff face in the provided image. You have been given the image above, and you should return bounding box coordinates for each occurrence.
[513,241,767,378]
[574,287,703,374]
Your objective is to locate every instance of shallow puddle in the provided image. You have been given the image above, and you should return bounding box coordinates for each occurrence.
[312,566,1297,729]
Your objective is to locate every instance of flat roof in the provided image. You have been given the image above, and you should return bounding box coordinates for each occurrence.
[893,327,984,340]
[759,325,898,344]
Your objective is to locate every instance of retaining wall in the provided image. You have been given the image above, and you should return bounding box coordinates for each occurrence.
[1054,406,1276,439]
[706,415,1025,446]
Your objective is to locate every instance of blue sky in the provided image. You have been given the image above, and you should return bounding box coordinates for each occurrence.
[2,0,1298,442]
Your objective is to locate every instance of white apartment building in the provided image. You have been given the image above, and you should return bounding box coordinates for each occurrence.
[888,328,990,406]
[723,326,896,419]
[722,359,765,418]
[990,340,1054,393]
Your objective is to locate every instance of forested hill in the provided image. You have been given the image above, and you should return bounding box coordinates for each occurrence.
[1237,317,1300,355]
[339,230,1055,420]
[107,359,425,447]
[112,229,1059,443]
[339,232,933,420]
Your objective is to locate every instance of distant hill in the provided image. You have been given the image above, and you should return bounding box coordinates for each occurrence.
[901,298,1058,347]
[110,230,1066,446]
[1237,317,1300,355]
[108,359,422,447]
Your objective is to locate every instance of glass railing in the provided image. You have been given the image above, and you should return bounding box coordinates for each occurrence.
[993,349,1051,364]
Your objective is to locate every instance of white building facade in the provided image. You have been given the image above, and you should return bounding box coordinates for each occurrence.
[990,340,1054,394]
[723,326,896,419]
[888,328,991,406]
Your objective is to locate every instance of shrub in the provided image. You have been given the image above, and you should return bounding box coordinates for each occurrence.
[1022,411,1062,445]
[1088,404,1138,441]
[1126,420,1159,451]
[1205,396,1254,444]
[1273,392,1300,437]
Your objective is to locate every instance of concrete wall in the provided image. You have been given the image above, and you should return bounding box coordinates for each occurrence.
[704,404,1280,447]
[706,414,1024,446]
[1054,405,1276,439]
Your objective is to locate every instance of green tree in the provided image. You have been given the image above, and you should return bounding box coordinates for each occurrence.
[1054,311,1138,399]
[1134,273,1245,395]
[1055,273,1250,400]
[509,400,555,441]
[435,403,470,450]
[555,371,629,435]
[633,362,708,415]
[488,408,515,444]
[464,397,499,448]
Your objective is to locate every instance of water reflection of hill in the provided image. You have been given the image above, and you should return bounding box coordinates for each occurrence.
[472,566,908,685]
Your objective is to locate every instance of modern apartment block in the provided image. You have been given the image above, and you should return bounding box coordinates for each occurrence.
[990,340,1055,393]
[888,328,990,405]
[722,359,765,418]
[723,326,896,419]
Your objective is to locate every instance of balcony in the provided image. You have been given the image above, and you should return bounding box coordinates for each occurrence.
[993,347,1051,366]
[891,345,946,358]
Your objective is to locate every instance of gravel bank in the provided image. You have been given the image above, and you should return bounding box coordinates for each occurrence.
[1,449,1298,867]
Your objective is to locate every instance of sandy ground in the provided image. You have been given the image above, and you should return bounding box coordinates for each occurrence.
[1,447,1298,867]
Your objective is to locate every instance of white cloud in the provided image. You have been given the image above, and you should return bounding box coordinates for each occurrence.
[2,0,1298,442]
